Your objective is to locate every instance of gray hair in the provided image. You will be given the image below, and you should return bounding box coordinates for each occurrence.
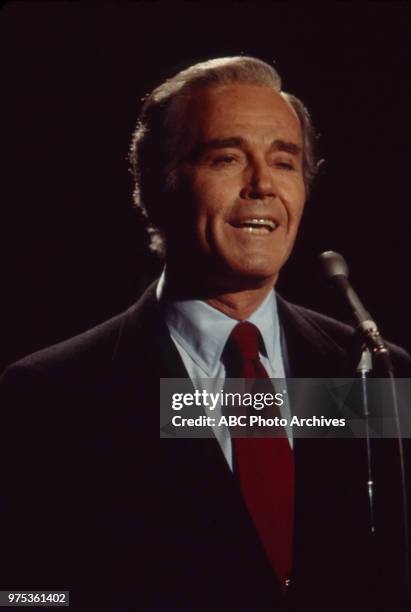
[129,56,320,256]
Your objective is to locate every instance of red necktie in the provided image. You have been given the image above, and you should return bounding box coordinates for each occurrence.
[227,321,295,590]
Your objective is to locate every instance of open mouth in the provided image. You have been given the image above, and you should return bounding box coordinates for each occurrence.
[231,218,278,234]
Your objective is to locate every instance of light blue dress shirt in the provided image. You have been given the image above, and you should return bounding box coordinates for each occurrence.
[157,274,292,468]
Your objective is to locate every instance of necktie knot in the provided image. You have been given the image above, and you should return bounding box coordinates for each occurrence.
[229,321,261,361]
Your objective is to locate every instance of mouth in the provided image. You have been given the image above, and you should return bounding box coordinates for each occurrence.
[230,218,278,235]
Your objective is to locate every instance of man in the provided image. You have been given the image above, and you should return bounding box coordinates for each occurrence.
[1,57,410,611]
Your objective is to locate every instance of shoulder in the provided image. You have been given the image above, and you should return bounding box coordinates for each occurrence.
[0,281,160,385]
[278,295,411,375]
[285,300,355,335]
[2,309,127,383]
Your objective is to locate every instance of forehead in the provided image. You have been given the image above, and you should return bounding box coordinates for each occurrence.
[181,83,302,148]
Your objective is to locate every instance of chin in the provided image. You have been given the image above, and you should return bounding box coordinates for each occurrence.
[221,257,281,286]
[241,252,283,273]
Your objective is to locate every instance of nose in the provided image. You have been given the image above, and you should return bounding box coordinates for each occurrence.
[241,158,276,200]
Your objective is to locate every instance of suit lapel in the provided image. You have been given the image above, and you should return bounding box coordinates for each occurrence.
[111,280,189,379]
[111,280,237,470]
[277,295,354,377]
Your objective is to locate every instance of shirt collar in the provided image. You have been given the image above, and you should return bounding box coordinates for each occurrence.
[158,271,280,376]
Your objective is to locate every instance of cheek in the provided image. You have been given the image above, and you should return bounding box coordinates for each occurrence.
[291,196,305,223]
[281,182,306,225]
[193,177,233,224]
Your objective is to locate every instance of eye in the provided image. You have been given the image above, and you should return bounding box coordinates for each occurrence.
[211,155,238,166]
[272,159,295,170]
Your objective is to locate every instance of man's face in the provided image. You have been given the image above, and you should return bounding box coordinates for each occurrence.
[171,83,306,289]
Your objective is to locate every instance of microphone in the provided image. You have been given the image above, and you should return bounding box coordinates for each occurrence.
[319,250,393,371]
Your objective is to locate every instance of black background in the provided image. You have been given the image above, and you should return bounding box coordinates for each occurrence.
[1,1,410,372]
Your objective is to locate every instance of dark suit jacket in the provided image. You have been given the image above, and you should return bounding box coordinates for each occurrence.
[1,281,411,612]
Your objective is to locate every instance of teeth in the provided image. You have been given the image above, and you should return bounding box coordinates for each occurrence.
[236,219,277,231]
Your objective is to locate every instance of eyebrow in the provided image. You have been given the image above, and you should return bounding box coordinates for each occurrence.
[189,137,302,160]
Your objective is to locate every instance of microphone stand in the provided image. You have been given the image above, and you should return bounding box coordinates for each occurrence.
[356,345,375,534]
[357,340,411,602]
[320,251,410,600]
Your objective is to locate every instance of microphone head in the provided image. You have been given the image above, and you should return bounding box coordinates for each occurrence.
[319,250,349,279]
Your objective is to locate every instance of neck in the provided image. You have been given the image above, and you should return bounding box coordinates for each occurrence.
[162,263,277,320]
